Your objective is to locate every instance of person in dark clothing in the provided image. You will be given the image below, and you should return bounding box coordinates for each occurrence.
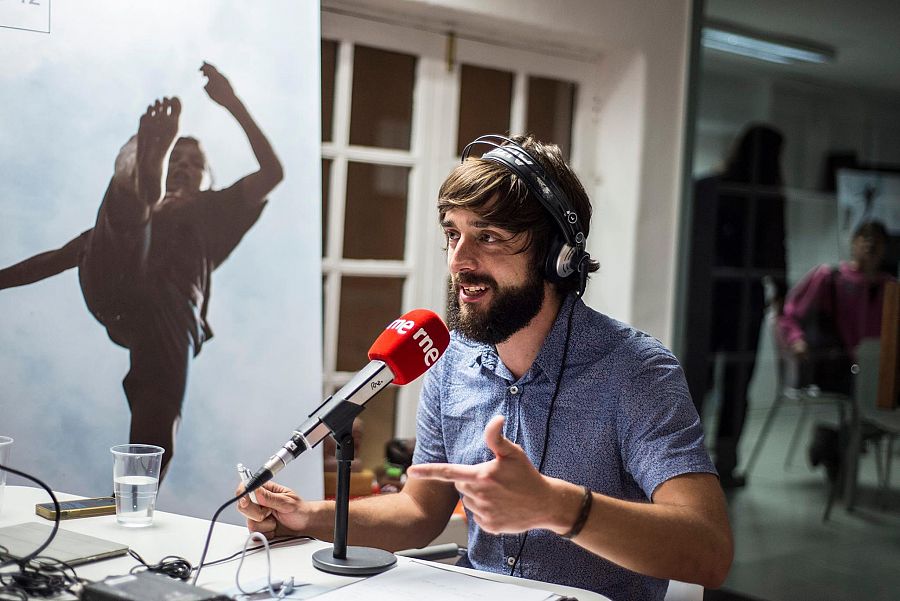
[0,62,283,480]
[683,124,787,488]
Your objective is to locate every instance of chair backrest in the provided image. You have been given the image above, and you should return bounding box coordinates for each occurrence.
[768,308,847,401]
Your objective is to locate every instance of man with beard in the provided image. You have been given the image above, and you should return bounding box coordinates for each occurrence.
[238,136,732,600]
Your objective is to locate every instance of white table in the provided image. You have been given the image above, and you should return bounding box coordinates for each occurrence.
[0,486,606,600]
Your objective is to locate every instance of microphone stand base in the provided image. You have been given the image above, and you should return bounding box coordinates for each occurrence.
[312,546,397,576]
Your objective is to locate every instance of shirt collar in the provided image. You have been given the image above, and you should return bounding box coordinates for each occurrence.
[531,293,580,383]
[453,293,581,383]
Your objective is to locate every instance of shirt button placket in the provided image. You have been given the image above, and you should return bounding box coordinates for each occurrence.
[506,385,521,443]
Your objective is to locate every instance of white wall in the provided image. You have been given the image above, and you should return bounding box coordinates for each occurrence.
[429,1,695,344]
[593,53,646,323]
[325,0,695,344]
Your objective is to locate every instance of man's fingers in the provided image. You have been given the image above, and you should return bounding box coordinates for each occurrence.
[237,496,272,522]
[484,415,519,458]
[247,515,277,539]
[463,505,496,533]
[457,486,485,511]
[253,484,300,513]
[235,483,249,500]
[407,462,480,483]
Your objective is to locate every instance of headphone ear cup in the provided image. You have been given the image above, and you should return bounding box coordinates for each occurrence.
[544,236,571,282]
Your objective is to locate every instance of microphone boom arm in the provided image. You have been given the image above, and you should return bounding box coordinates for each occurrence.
[246,361,395,492]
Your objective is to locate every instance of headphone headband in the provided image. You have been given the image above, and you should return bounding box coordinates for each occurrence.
[460,135,586,253]
[459,134,591,295]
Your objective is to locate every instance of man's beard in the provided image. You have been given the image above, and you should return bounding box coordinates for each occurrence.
[446,266,545,345]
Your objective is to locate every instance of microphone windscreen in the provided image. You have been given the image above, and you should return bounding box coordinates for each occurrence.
[368,309,450,385]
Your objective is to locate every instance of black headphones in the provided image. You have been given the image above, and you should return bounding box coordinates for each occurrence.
[460,134,591,295]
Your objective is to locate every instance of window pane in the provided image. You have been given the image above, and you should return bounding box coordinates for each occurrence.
[337,276,404,371]
[344,162,408,260]
[457,64,513,156]
[322,159,331,257]
[322,39,337,143]
[349,45,416,149]
[526,76,576,161]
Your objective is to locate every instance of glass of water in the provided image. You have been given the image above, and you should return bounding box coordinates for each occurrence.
[110,444,164,527]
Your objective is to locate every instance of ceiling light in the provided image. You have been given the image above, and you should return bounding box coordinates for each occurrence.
[702,19,836,65]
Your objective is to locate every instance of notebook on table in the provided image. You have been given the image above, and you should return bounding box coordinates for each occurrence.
[0,522,128,566]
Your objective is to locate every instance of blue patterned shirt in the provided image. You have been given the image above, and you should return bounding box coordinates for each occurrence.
[413,295,715,601]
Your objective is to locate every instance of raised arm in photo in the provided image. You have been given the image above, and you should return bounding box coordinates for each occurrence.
[200,62,283,202]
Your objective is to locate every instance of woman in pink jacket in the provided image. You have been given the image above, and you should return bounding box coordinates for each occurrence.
[778,220,894,392]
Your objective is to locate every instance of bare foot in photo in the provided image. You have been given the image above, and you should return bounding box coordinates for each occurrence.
[137,96,181,207]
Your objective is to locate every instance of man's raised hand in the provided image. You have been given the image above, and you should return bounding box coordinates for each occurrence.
[236,481,310,540]
[407,415,566,534]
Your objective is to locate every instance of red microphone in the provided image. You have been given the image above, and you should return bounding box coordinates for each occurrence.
[368,309,451,385]
[248,309,449,488]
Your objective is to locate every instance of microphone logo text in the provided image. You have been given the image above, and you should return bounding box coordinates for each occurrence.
[413,328,440,366]
[387,318,416,335]
[385,315,443,367]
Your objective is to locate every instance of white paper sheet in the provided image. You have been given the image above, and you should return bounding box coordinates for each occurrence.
[310,560,564,601]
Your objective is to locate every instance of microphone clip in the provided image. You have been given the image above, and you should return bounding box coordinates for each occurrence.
[320,398,366,447]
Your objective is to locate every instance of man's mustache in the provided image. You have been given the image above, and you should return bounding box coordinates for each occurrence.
[454,273,498,288]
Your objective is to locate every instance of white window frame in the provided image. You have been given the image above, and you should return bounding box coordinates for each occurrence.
[322,11,599,439]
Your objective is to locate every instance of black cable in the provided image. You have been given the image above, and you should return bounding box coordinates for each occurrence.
[127,549,193,580]
[0,463,306,594]
[112,535,311,589]
[0,464,84,598]
[195,535,311,571]
[0,463,60,568]
[1,556,84,598]
[508,294,578,577]
[189,491,249,586]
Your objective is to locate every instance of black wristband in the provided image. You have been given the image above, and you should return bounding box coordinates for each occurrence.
[562,485,592,539]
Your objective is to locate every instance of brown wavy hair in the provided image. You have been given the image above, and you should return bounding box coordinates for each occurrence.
[438,135,599,293]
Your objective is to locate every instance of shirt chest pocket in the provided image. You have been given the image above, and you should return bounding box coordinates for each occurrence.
[440,382,498,466]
